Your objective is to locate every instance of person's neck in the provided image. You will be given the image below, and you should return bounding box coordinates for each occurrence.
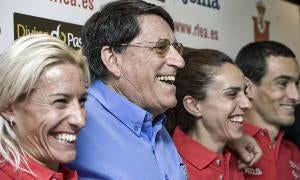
[245,109,280,143]
[46,162,59,172]
[25,152,59,171]
[188,126,225,154]
[107,81,122,95]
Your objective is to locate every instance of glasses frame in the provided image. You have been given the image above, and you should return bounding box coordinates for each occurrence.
[121,39,183,58]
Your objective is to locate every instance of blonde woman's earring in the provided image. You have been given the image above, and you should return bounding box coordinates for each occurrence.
[9,116,15,127]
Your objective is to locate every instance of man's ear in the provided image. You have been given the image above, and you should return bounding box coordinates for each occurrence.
[245,77,256,100]
[101,46,121,78]
[182,95,202,118]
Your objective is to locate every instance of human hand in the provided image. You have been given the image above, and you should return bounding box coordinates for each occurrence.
[227,134,263,169]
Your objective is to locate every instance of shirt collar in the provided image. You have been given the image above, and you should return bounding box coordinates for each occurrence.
[89,80,166,136]
[243,121,261,137]
[173,127,220,170]
[28,158,77,180]
[0,156,77,180]
[243,121,285,141]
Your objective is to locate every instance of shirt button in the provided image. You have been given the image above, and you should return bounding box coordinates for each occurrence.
[165,174,169,180]
[215,159,221,166]
[219,174,224,180]
[133,125,139,131]
[268,144,275,150]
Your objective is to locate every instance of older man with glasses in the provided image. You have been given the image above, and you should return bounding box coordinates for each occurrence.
[68,1,186,179]
[67,1,262,179]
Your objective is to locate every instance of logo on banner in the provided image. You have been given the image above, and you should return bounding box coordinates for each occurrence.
[181,0,220,10]
[14,13,82,49]
[49,0,94,11]
[252,1,270,41]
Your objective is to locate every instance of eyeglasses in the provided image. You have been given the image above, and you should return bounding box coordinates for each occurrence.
[121,39,183,58]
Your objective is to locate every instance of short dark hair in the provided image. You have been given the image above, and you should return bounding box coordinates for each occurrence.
[167,49,234,134]
[81,0,174,82]
[235,41,296,85]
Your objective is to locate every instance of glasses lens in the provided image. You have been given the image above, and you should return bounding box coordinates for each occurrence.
[173,42,183,55]
[154,39,170,57]
[152,39,183,57]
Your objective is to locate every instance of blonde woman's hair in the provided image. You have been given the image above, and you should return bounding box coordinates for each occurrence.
[0,34,90,173]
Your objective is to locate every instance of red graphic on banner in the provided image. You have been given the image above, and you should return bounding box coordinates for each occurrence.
[252,1,270,41]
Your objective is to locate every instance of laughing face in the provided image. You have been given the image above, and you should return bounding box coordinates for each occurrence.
[115,14,185,118]
[254,56,299,128]
[11,63,87,169]
[199,63,251,142]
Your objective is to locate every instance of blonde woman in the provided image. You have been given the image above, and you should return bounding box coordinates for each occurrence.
[0,34,90,179]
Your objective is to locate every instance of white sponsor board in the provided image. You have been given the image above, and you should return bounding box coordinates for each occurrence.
[0,0,299,59]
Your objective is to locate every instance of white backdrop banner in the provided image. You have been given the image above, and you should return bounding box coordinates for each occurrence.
[0,0,299,58]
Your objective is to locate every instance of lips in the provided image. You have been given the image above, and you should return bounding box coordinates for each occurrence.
[52,133,77,144]
[280,102,297,113]
[157,75,175,85]
[280,103,296,108]
[229,115,244,127]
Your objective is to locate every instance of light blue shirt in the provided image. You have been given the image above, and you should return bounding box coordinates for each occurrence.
[68,80,187,180]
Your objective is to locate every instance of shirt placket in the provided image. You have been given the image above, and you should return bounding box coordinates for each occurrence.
[213,156,226,180]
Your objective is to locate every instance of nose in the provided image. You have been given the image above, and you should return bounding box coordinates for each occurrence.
[69,100,86,129]
[239,93,252,110]
[166,46,185,68]
[287,83,300,101]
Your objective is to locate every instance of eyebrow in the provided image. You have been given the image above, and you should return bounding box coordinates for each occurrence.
[50,92,88,98]
[222,86,243,92]
[274,75,299,82]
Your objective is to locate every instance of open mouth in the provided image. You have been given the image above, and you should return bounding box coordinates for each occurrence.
[52,133,77,144]
[229,116,244,127]
[157,75,175,85]
[281,104,295,109]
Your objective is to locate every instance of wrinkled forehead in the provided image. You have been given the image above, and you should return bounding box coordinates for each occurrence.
[135,14,175,43]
